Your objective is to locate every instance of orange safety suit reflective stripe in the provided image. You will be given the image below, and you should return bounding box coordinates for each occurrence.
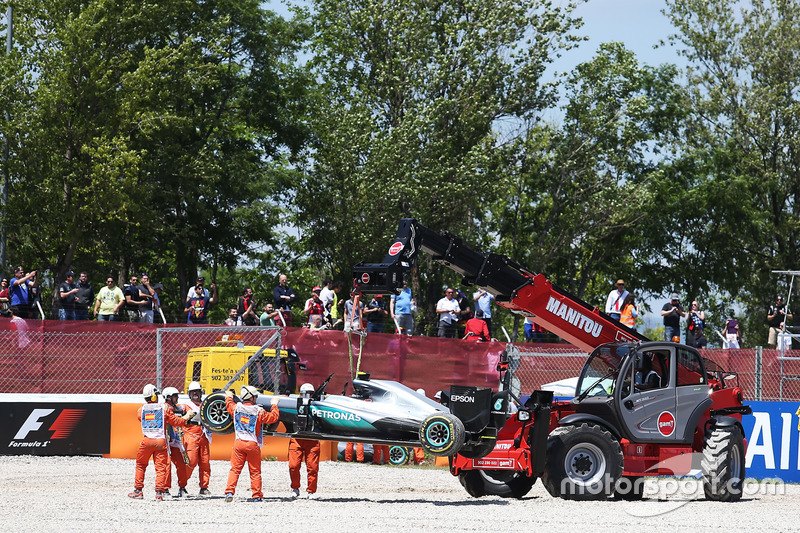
[134,402,187,493]
[289,438,321,494]
[344,442,364,462]
[224,397,279,498]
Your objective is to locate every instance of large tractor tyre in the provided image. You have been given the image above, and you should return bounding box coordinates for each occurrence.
[419,413,465,456]
[542,423,623,501]
[458,470,536,499]
[199,391,235,435]
[614,476,644,501]
[701,426,746,502]
[389,446,411,466]
[457,439,496,459]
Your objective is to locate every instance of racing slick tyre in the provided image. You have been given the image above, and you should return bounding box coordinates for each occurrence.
[389,446,411,466]
[419,412,465,457]
[458,470,536,499]
[199,391,235,435]
[701,425,745,502]
[542,423,623,501]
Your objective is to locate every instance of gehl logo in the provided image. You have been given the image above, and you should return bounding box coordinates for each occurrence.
[10,408,86,448]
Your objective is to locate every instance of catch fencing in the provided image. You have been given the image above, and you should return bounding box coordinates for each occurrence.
[0,320,796,401]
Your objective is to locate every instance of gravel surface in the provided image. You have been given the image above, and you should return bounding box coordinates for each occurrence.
[1,456,797,532]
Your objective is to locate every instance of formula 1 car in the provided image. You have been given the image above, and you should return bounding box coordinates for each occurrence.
[199,372,508,457]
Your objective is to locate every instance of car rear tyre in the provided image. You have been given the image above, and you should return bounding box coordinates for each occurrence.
[702,425,745,502]
[419,413,465,456]
[389,446,411,465]
[542,423,623,501]
[199,391,234,435]
[458,470,536,499]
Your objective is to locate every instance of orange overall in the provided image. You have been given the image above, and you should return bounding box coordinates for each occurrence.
[224,397,279,499]
[182,400,211,490]
[165,403,189,490]
[413,447,425,464]
[289,438,321,494]
[372,445,390,464]
[134,402,187,493]
[344,442,365,462]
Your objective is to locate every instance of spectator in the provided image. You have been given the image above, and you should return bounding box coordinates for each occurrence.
[94,276,124,321]
[390,280,414,336]
[151,283,166,323]
[304,287,325,329]
[185,275,209,303]
[686,300,706,347]
[472,289,494,336]
[463,309,490,341]
[260,303,280,326]
[344,290,364,332]
[620,293,638,330]
[605,279,629,321]
[237,288,258,326]
[364,295,388,333]
[661,293,685,342]
[524,317,545,343]
[454,289,471,338]
[10,267,37,319]
[137,274,157,323]
[185,284,218,324]
[329,281,345,329]
[58,271,78,320]
[436,287,460,338]
[123,274,144,322]
[0,277,10,317]
[767,295,793,349]
[724,309,741,349]
[74,272,94,320]
[223,308,238,326]
[318,279,335,326]
[273,274,296,327]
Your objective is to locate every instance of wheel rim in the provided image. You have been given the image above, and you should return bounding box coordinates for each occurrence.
[564,442,606,485]
[389,447,407,464]
[207,399,228,425]
[425,420,451,448]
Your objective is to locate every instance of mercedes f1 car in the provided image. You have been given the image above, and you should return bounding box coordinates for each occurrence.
[199,371,509,458]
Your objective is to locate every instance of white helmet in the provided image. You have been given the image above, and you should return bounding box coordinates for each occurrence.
[416,388,426,396]
[188,381,202,393]
[162,386,179,397]
[300,383,315,394]
[143,384,159,400]
[241,385,259,401]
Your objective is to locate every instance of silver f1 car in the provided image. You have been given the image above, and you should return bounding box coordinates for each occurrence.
[199,372,504,458]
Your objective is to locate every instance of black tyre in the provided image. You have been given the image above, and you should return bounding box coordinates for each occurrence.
[542,424,623,501]
[614,476,644,500]
[457,439,496,459]
[702,425,745,502]
[458,470,536,499]
[389,446,410,465]
[199,391,234,435]
[419,412,465,456]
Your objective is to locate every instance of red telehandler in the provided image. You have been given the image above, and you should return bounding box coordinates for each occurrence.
[353,219,751,501]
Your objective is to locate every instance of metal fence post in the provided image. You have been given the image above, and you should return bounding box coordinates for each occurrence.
[156,327,163,392]
[755,345,762,401]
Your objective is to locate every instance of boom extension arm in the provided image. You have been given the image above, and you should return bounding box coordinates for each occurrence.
[352,219,649,353]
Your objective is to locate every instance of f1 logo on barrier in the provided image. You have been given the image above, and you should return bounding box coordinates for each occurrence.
[14,408,86,440]
[1,403,110,455]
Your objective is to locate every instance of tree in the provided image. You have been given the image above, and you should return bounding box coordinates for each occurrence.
[0,0,309,307]
[297,0,584,330]
[664,0,800,343]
